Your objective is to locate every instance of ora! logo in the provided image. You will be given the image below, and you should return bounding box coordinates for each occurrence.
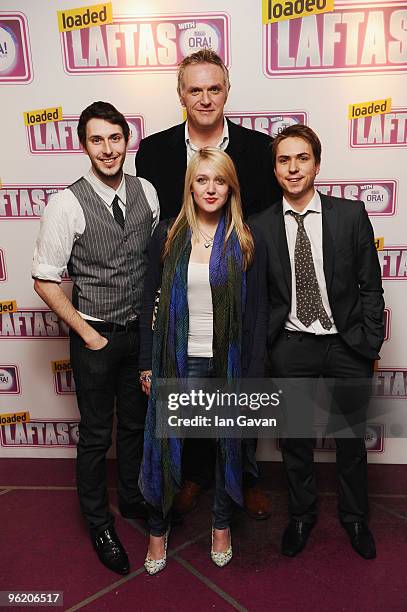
[0,12,32,83]
[0,366,20,394]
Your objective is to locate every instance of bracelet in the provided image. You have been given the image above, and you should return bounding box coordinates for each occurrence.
[139,371,152,384]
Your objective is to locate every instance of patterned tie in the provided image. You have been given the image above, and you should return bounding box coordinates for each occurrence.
[288,210,332,330]
[112,194,125,230]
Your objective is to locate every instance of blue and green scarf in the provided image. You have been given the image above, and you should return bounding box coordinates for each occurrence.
[139,214,246,516]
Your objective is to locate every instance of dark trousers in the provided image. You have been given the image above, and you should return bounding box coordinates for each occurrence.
[149,356,234,536]
[268,331,374,524]
[70,323,147,532]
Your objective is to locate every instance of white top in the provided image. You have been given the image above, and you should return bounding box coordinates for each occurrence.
[187,262,213,357]
[283,190,338,335]
[185,118,229,164]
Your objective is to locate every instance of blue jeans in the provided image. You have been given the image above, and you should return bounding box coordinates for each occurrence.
[149,356,234,536]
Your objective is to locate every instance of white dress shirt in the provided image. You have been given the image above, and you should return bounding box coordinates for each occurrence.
[283,190,338,335]
[185,118,229,164]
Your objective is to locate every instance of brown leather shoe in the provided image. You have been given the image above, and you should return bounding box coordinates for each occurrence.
[243,487,271,520]
[172,481,202,515]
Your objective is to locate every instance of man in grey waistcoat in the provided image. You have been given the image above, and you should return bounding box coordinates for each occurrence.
[32,101,159,575]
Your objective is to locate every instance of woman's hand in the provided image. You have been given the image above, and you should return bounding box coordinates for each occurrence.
[139,370,152,396]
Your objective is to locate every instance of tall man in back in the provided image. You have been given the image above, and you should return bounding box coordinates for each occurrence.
[136,49,281,519]
[251,124,384,559]
[32,101,159,575]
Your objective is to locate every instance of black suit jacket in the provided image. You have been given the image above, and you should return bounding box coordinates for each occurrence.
[250,193,385,361]
[135,119,282,220]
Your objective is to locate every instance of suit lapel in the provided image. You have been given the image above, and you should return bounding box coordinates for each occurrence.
[225,118,245,160]
[169,122,188,193]
[321,193,337,292]
[271,202,292,299]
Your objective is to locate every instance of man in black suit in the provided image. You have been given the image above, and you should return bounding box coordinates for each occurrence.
[136,49,279,519]
[136,49,281,220]
[251,124,384,559]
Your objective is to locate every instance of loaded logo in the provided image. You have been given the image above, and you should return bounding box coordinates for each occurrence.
[374,369,407,397]
[316,180,397,216]
[0,366,20,394]
[0,12,32,83]
[0,300,17,314]
[0,249,6,280]
[375,237,385,251]
[0,308,69,338]
[58,3,113,33]
[0,419,79,447]
[227,111,307,137]
[60,13,229,74]
[0,411,29,426]
[0,185,66,218]
[52,359,75,395]
[26,114,144,154]
[263,2,407,77]
[378,246,407,279]
[24,106,62,126]
[350,106,407,148]
[348,97,392,120]
[384,307,391,341]
[262,0,334,24]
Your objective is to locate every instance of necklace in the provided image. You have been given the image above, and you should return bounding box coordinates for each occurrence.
[197,226,215,248]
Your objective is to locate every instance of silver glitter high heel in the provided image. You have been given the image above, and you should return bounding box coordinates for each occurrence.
[144,529,170,575]
[211,528,232,567]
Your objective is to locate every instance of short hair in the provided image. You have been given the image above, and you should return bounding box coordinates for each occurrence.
[271,124,322,167]
[164,148,253,269]
[177,49,230,96]
[77,101,130,145]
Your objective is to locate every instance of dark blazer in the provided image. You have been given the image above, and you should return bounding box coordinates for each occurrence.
[138,220,268,377]
[135,119,282,220]
[250,193,385,361]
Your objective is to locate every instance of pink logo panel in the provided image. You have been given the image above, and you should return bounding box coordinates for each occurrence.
[0,308,69,339]
[0,12,32,83]
[27,115,144,154]
[378,246,407,279]
[350,107,407,148]
[0,419,79,447]
[316,180,397,215]
[61,13,230,74]
[264,2,407,77]
[226,111,308,137]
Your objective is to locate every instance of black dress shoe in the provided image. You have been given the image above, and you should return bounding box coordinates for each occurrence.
[91,526,130,575]
[282,520,314,557]
[119,500,150,520]
[342,522,376,559]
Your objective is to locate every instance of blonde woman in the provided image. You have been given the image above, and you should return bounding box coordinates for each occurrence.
[138,148,268,574]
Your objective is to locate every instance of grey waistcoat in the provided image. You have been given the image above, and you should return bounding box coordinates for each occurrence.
[67,175,152,324]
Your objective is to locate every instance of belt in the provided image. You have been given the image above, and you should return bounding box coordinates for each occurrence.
[282,329,338,340]
[86,317,139,332]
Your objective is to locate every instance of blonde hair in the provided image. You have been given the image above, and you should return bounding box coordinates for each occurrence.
[177,49,230,97]
[164,148,254,269]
